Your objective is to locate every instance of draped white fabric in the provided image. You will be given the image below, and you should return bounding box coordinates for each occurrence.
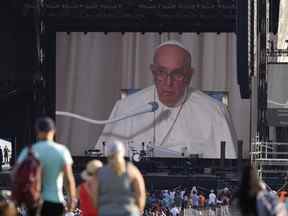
[277,0,288,62]
[268,64,288,109]
[278,0,288,49]
[56,32,250,157]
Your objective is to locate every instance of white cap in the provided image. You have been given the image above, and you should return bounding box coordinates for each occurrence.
[81,160,103,180]
[156,40,186,51]
[107,140,125,157]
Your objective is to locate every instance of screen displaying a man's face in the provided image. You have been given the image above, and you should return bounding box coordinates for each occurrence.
[55,32,248,158]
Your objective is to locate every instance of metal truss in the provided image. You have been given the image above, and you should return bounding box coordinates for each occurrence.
[251,140,288,180]
[249,0,269,157]
[250,0,288,183]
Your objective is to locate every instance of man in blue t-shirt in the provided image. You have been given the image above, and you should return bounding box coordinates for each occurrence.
[16,117,77,216]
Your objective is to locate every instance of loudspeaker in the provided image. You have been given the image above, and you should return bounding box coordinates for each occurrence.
[236,0,280,99]
[236,0,250,99]
[269,0,280,34]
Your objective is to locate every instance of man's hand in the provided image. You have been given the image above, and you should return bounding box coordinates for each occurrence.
[66,197,77,212]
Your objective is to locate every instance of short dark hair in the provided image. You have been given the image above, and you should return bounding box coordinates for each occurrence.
[35,117,56,133]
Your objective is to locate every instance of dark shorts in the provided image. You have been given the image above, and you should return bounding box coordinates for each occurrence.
[40,201,65,216]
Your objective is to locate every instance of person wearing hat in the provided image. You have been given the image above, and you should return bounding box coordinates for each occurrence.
[77,160,103,216]
[91,141,146,216]
[96,40,237,159]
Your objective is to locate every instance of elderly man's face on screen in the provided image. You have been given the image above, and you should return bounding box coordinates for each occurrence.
[151,45,192,107]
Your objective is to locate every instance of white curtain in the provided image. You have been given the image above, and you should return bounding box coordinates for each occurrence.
[56,32,250,157]
[277,0,288,49]
[277,0,288,62]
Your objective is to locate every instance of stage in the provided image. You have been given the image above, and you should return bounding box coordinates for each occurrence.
[0,157,285,192]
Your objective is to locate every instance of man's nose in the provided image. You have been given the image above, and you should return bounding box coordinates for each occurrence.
[164,74,173,86]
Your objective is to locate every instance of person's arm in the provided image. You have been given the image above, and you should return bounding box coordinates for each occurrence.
[76,185,81,200]
[129,163,146,212]
[63,164,77,212]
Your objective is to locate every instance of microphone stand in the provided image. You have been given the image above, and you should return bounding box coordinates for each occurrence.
[55,102,158,125]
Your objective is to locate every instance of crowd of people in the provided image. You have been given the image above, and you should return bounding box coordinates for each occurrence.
[143,186,232,216]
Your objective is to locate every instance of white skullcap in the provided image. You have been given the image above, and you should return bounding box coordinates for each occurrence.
[107,140,125,157]
[156,40,186,50]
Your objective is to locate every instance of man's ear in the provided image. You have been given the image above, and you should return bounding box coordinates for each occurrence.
[185,68,193,84]
[150,64,154,74]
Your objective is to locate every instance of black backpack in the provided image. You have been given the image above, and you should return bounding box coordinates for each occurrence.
[12,146,42,208]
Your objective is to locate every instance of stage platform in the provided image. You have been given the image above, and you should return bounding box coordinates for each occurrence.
[0,156,285,191]
[72,156,245,191]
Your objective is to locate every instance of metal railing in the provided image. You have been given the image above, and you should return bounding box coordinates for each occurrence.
[251,141,288,179]
[183,205,240,216]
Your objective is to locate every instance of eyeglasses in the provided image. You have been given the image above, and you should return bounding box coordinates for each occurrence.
[151,64,187,82]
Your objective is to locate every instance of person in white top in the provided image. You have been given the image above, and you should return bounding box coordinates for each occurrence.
[208,190,217,206]
[169,190,175,202]
[191,186,198,195]
[96,40,237,158]
[170,204,180,216]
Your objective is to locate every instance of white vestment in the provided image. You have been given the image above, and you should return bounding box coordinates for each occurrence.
[96,86,237,158]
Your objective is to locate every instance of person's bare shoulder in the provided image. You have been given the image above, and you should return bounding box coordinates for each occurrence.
[126,162,142,179]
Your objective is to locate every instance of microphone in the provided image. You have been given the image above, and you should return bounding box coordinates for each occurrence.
[129,101,158,114]
[56,101,159,125]
[148,101,159,112]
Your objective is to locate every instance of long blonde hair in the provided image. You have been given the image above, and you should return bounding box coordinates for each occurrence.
[109,154,125,176]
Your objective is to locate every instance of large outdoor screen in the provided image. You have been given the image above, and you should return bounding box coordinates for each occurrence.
[55,32,248,158]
